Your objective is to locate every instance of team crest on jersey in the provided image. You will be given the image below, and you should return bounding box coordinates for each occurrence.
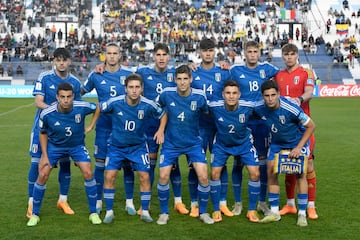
[159,154,164,164]
[32,144,38,153]
[259,70,266,79]
[101,102,108,111]
[120,76,126,85]
[239,114,245,123]
[35,82,42,90]
[138,110,144,119]
[279,115,286,124]
[75,114,81,123]
[190,101,197,111]
[167,73,173,82]
[215,73,221,82]
[293,76,300,85]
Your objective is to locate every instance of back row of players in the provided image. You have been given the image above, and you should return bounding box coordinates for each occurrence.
[26,39,318,226]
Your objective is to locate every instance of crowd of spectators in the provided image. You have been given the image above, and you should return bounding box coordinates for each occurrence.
[0,1,315,63]
[0,0,358,80]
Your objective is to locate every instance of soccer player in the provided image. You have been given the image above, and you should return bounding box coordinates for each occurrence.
[27,83,101,226]
[256,80,315,227]
[92,43,185,215]
[209,80,260,223]
[190,38,233,218]
[136,43,186,215]
[154,65,214,225]
[100,74,164,223]
[27,47,82,218]
[81,42,136,215]
[230,40,279,216]
[275,43,318,220]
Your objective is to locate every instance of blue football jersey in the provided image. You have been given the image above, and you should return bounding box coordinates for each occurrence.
[82,67,134,101]
[39,101,97,147]
[230,62,279,103]
[100,95,164,148]
[254,97,311,149]
[158,87,208,149]
[209,100,254,147]
[191,64,231,102]
[32,70,82,129]
[82,66,133,130]
[136,65,176,101]
[192,64,232,129]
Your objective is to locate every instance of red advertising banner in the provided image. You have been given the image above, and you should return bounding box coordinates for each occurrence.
[319,84,360,97]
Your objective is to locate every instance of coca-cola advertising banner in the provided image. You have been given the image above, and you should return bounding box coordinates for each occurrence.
[317,84,360,97]
[1,85,360,98]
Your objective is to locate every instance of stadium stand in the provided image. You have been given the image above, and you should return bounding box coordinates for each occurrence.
[0,0,359,85]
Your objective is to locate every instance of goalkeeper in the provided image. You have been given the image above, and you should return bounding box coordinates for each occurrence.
[254,80,315,227]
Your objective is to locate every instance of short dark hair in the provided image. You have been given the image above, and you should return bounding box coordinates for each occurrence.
[175,64,191,77]
[57,82,73,94]
[261,80,279,94]
[223,79,240,90]
[154,43,169,54]
[53,48,70,60]
[106,42,121,52]
[244,40,259,49]
[125,73,143,87]
[199,38,215,50]
[282,43,299,54]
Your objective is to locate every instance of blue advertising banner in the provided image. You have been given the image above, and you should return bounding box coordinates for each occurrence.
[0,85,98,98]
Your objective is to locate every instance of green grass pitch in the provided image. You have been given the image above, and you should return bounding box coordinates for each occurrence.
[0,97,359,240]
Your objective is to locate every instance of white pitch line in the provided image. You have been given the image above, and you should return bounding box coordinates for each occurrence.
[0,103,34,117]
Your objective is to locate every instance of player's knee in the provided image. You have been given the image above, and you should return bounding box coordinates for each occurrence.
[158,170,170,184]
[211,169,221,180]
[197,173,209,186]
[38,171,50,184]
[249,170,260,181]
[307,159,314,171]
[139,172,150,182]
[82,168,93,179]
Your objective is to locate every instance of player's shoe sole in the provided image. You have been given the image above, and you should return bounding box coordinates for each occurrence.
[103,212,115,224]
[279,205,297,215]
[257,202,272,216]
[232,202,243,216]
[190,206,199,217]
[140,214,153,223]
[259,213,281,223]
[57,201,75,215]
[220,204,234,217]
[89,213,102,224]
[212,211,222,222]
[199,213,214,224]
[174,203,189,215]
[297,214,308,227]
[125,206,137,216]
[157,213,169,225]
[27,215,40,227]
[307,207,318,220]
[246,210,260,222]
